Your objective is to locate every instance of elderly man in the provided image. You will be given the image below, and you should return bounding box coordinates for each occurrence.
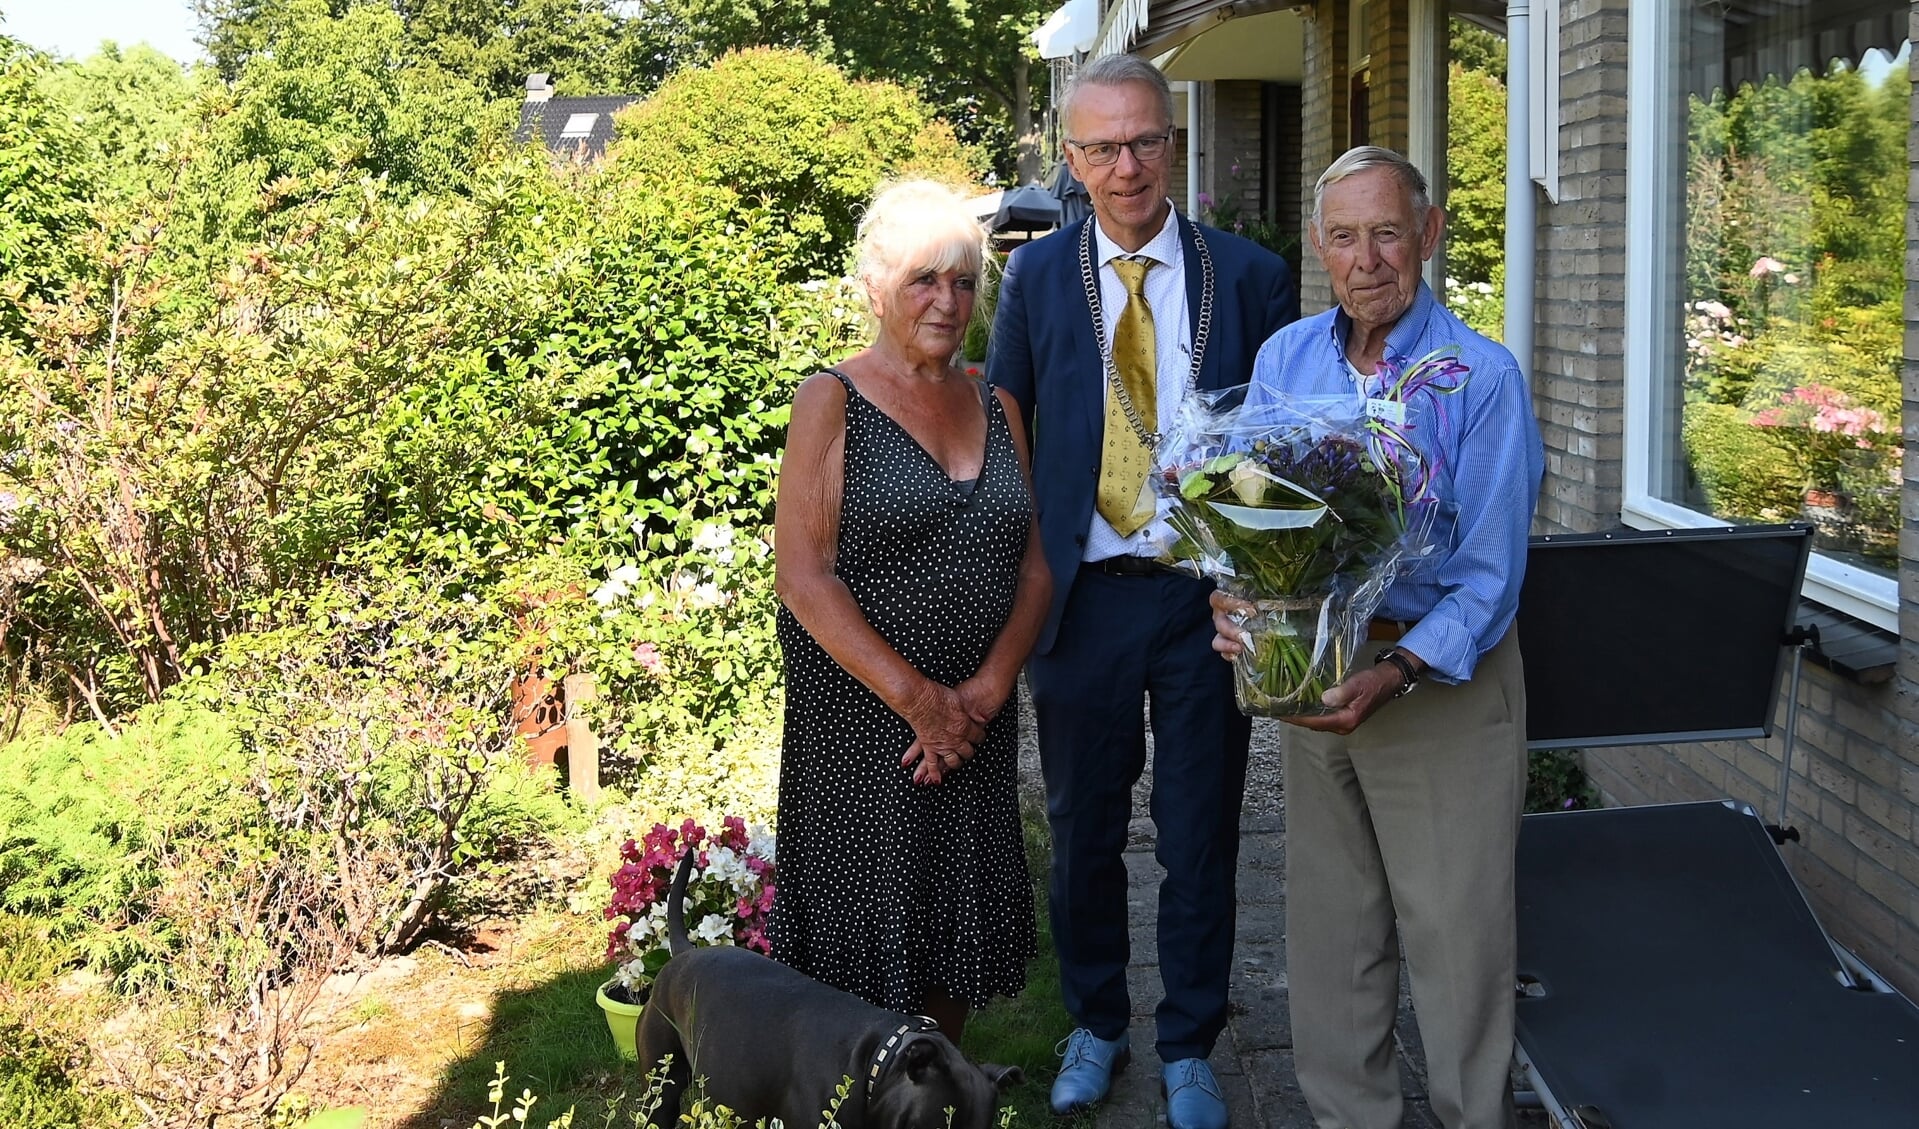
[989,54,1297,1129]
[1214,146,1543,1129]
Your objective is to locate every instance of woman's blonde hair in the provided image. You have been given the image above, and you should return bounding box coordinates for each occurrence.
[853,179,990,303]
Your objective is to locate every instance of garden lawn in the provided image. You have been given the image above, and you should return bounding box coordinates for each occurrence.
[276,797,1080,1129]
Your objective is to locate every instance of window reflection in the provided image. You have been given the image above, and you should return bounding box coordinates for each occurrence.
[1654,4,1906,577]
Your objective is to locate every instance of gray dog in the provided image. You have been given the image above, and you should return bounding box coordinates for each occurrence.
[635,848,1022,1129]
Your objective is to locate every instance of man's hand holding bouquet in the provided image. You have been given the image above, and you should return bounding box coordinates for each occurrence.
[1154,349,1467,716]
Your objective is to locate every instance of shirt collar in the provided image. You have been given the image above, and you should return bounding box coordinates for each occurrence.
[1326,279,1440,368]
[1092,203,1183,270]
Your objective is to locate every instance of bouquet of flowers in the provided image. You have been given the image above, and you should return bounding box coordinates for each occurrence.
[603,815,776,1001]
[1155,350,1466,714]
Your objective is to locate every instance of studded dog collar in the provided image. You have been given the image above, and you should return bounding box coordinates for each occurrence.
[866,1016,940,1100]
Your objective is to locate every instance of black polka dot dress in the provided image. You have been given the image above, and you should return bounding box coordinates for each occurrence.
[770,370,1036,1012]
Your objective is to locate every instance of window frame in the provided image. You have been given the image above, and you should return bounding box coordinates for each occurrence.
[1622,1,1900,631]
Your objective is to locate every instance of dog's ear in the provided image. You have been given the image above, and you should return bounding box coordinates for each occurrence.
[976,1064,1023,1092]
[900,1034,943,1081]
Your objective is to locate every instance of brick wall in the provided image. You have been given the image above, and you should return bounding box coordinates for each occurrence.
[1298,1,1345,310]
[1531,0,1628,535]
[1366,0,1413,154]
[1548,0,1919,1000]
[1211,81,1267,216]
[1268,83,1305,251]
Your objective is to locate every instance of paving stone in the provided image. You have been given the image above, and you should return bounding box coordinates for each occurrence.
[1023,685,1546,1129]
[1238,1048,1315,1128]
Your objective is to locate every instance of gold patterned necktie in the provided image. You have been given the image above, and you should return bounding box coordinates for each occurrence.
[1097,256,1159,536]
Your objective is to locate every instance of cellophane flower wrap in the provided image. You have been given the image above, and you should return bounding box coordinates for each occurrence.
[1154,350,1467,715]
[603,815,776,999]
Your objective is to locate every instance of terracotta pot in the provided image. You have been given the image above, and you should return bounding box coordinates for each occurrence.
[595,979,646,1061]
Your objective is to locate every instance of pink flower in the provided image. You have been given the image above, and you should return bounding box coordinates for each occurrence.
[1749,256,1788,278]
[634,642,665,674]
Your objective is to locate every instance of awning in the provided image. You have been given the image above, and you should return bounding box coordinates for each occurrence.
[1155,8,1305,82]
[1094,0,1300,60]
[1035,0,1099,60]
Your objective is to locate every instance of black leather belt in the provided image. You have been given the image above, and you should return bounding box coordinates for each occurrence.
[1368,618,1411,642]
[1082,556,1161,577]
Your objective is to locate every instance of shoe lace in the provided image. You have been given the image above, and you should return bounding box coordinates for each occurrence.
[1055,1028,1100,1068]
[1165,1060,1219,1097]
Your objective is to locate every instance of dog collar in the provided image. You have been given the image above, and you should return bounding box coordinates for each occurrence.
[866,1016,939,1100]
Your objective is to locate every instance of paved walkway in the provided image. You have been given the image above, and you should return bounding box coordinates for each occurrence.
[1020,710,1548,1129]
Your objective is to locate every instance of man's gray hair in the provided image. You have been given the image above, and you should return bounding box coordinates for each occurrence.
[1058,55,1175,137]
[1310,146,1432,233]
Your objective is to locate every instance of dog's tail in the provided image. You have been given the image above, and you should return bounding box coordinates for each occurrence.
[666,845,697,957]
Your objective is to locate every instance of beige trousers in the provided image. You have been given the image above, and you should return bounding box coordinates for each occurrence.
[1284,629,1526,1129]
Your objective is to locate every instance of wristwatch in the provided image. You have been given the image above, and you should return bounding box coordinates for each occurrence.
[1374,647,1420,698]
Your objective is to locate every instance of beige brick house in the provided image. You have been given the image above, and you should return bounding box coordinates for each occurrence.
[1081,0,1919,998]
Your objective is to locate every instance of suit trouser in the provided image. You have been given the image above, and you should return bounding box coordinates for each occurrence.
[1028,568,1252,1062]
[1285,629,1526,1129]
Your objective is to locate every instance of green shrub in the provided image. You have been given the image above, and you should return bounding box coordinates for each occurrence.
[0,701,248,984]
[0,1013,129,1128]
[613,47,982,277]
[1681,401,1802,521]
[1526,751,1599,814]
[1444,270,1504,341]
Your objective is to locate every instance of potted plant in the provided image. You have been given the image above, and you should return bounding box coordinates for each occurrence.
[598,816,776,1059]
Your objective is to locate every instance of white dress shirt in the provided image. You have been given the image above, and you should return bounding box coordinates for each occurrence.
[1084,203,1194,562]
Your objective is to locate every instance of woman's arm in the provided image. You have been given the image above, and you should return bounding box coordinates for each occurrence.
[952,385,1054,726]
[773,371,985,779]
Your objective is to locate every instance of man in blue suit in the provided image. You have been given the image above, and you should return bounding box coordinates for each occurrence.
[988,53,1298,1129]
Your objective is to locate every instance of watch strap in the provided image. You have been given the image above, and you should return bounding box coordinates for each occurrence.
[1375,647,1419,698]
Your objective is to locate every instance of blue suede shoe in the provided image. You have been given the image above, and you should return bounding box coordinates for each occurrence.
[1049,1028,1131,1115]
[1162,1058,1227,1129]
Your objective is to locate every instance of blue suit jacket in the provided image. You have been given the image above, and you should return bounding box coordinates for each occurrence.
[988,213,1299,654]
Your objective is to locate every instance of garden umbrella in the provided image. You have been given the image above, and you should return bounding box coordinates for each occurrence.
[991,182,1062,232]
[1047,161,1090,227]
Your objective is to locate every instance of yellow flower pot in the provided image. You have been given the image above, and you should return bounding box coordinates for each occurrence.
[595,980,646,1061]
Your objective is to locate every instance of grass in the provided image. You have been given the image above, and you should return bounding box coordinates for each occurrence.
[395,793,1086,1129]
[0,801,1086,1129]
[960,792,1093,1129]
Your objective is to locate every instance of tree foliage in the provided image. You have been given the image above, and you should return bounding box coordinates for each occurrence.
[1446,59,1506,287]
[37,43,196,209]
[195,0,678,97]
[614,47,981,276]
[0,38,96,340]
[207,2,498,202]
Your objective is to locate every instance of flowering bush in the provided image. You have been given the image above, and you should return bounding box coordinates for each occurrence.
[1749,383,1894,493]
[1444,274,1505,341]
[604,816,776,999]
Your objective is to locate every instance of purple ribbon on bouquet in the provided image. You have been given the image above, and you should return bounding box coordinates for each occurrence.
[1362,346,1470,510]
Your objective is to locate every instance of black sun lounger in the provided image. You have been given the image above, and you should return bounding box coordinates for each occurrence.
[1511,525,1919,1127]
[1514,800,1919,1129]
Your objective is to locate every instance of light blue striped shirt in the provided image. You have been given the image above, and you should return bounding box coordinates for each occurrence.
[1245,281,1543,683]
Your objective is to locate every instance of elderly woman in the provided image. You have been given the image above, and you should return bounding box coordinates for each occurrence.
[769,180,1049,1043]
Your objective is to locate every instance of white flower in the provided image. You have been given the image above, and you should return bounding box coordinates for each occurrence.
[592,563,643,606]
[694,913,736,945]
[692,523,736,552]
[749,825,778,865]
[689,582,726,609]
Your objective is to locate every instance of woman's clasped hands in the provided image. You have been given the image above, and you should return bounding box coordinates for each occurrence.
[900,676,1009,785]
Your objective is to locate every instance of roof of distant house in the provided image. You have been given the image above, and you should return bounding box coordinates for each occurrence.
[513,74,637,160]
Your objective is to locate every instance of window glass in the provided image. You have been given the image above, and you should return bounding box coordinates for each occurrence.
[1643,4,1906,580]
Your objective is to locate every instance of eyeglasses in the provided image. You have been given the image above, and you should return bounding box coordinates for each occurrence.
[1066,132,1173,167]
